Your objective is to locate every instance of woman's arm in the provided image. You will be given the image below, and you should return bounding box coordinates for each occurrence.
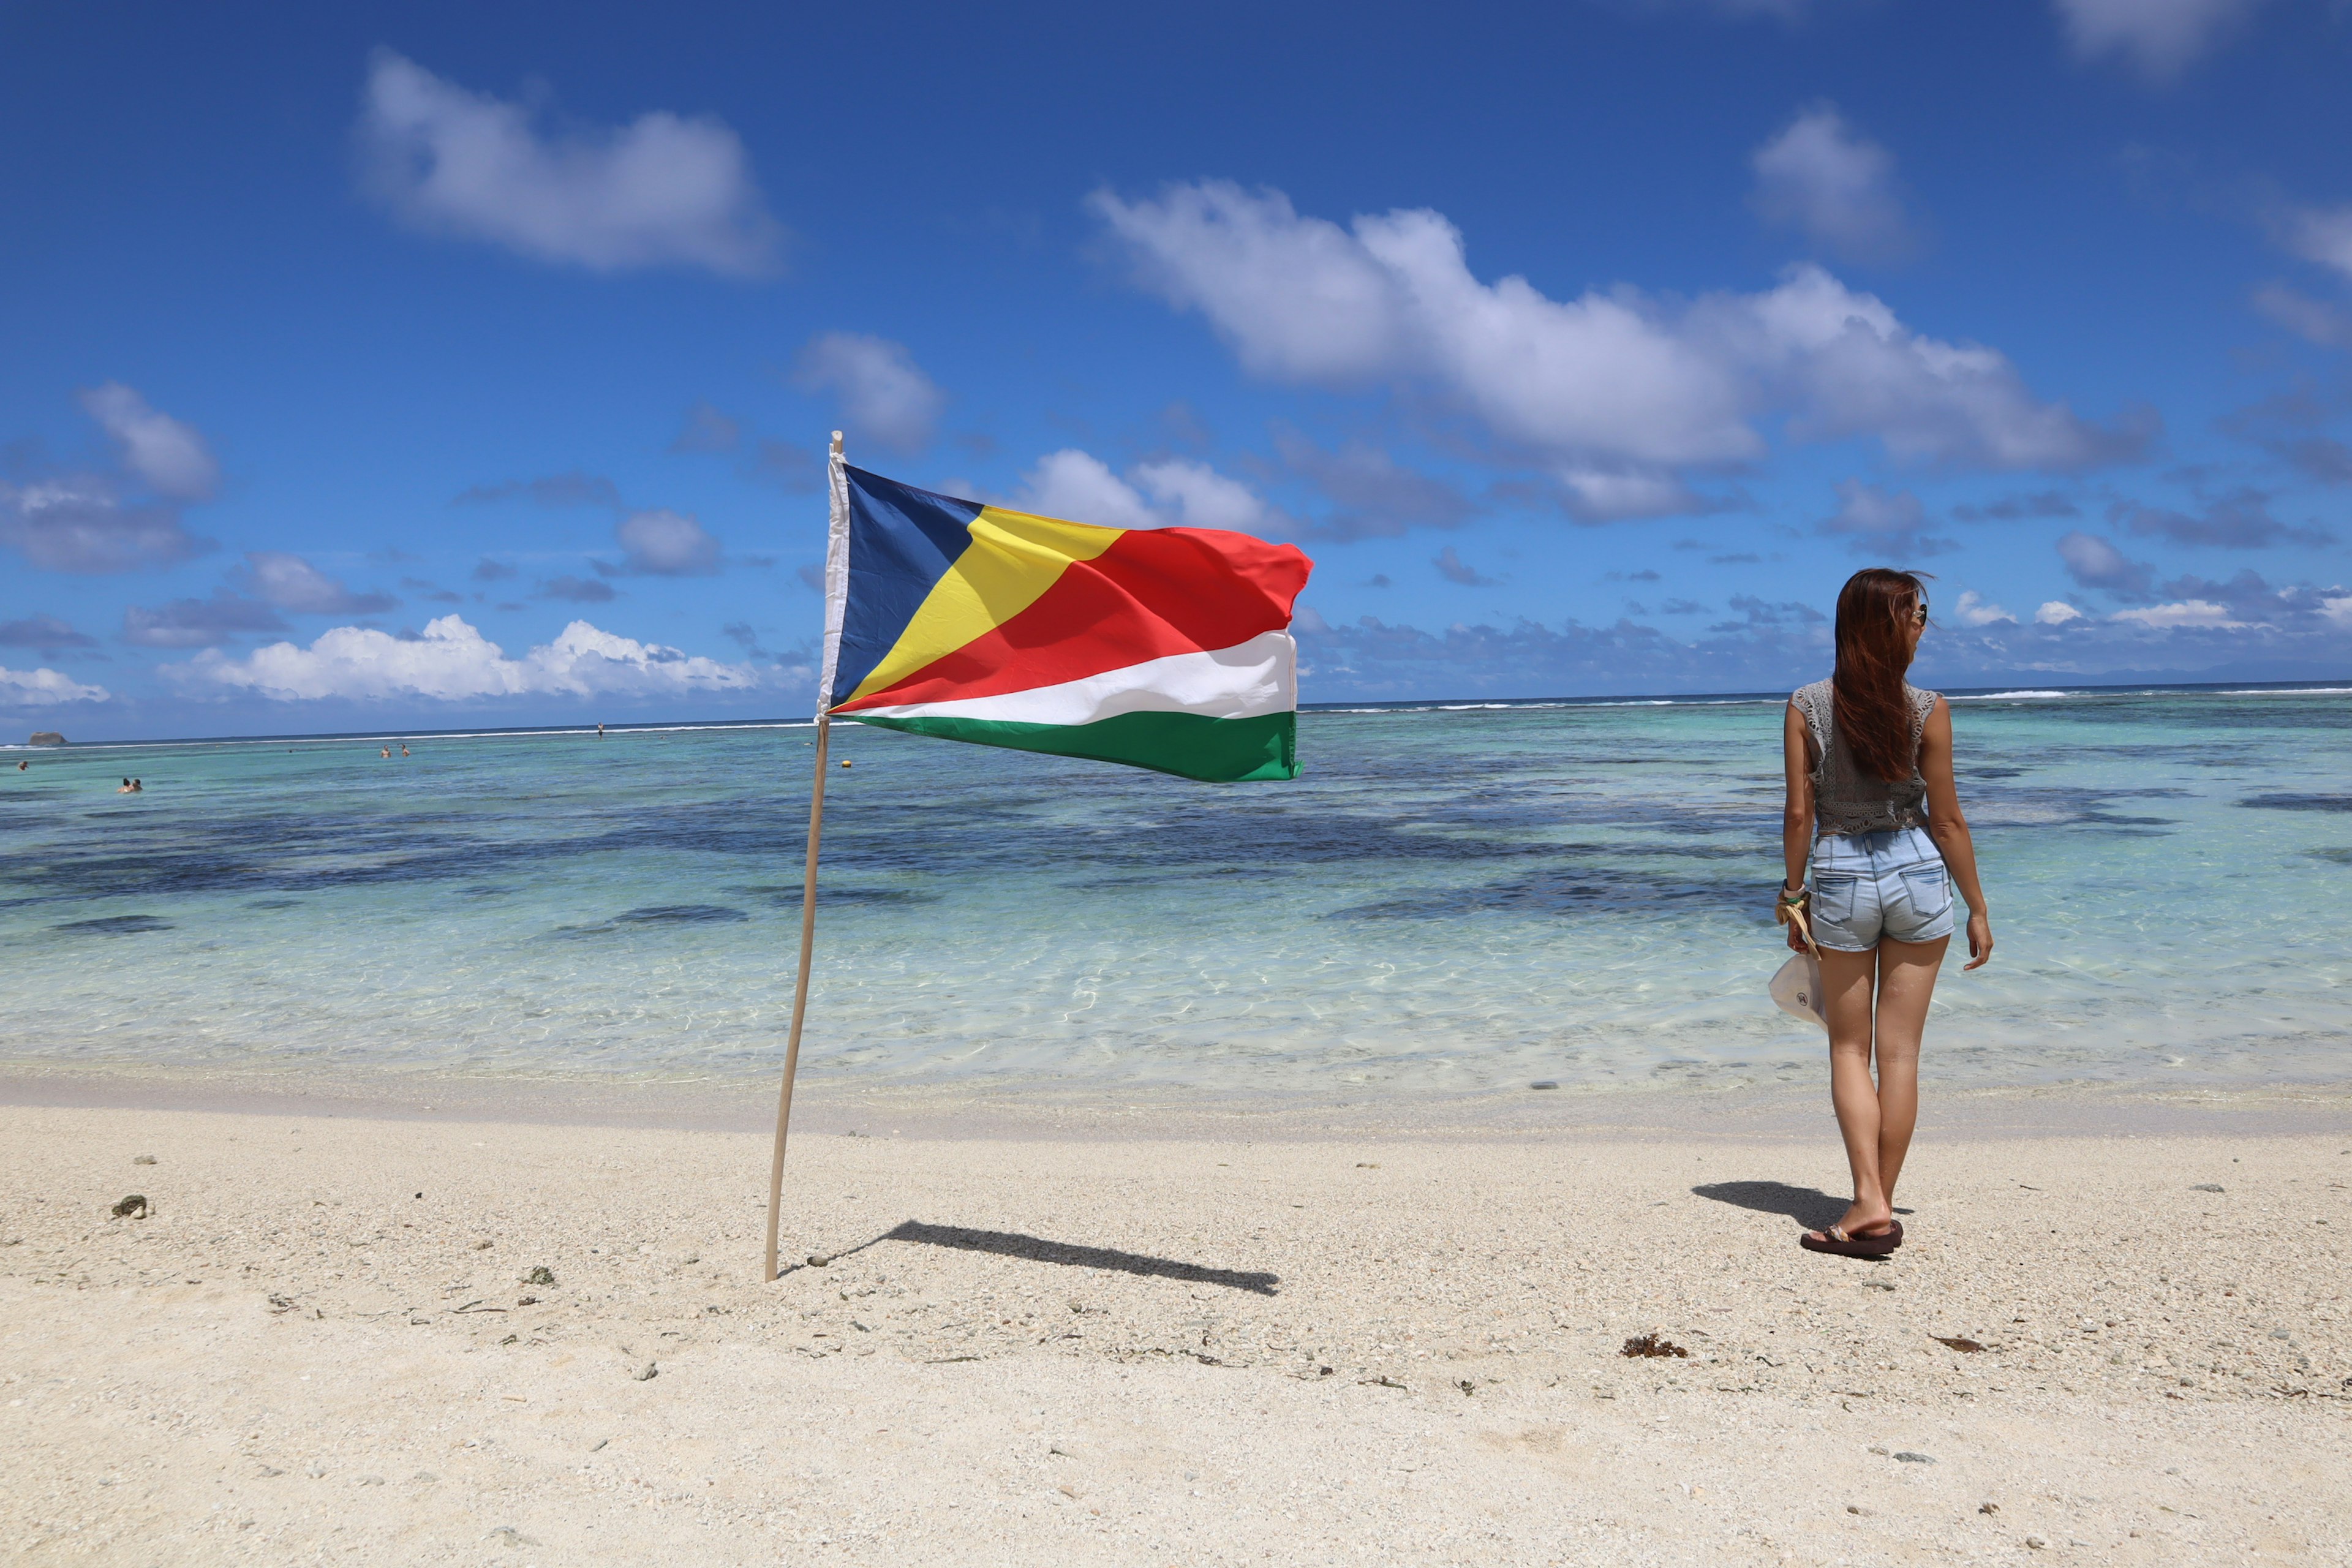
[1781,703,1814,950]
[1918,696,1994,970]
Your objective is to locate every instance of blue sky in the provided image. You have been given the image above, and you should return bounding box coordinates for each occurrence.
[6,0,2351,737]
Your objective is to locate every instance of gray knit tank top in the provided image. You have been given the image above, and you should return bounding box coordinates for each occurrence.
[1792,678,1939,838]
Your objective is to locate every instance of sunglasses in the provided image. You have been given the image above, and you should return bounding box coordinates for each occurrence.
[1910,602,1930,626]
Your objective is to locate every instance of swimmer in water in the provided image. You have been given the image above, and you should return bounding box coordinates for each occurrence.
[132,778,142,791]
[598,722,606,738]
[381,745,392,759]
[400,744,410,758]
[15,760,25,772]
[118,778,135,793]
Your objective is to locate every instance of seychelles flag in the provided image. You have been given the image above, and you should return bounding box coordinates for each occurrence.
[816,462,1313,782]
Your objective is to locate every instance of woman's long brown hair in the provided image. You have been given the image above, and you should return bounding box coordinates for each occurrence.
[1831,568,1929,783]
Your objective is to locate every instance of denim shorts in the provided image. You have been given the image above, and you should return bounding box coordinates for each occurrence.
[1808,827,1956,951]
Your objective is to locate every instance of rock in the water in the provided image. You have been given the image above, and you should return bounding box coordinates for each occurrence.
[28,732,65,747]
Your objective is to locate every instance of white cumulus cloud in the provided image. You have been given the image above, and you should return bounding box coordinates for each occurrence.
[1130,458,1291,535]
[123,591,288,649]
[2035,600,2086,625]
[1009,450,1290,535]
[1950,590,2015,627]
[2276,204,2352,285]
[2054,0,2265,82]
[2109,599,2247,629]
[234,551,397,614]
[2251,283,2352,349]
[355,50,782,276]
[0,665,110,707]
[1012,451,1160,529]
[173,616,772,702]
[1091,182,2140,518]
[2056,530,2152,594]
[1815,479,1953,557]
[1750,104,1916,263]
[78,383,219,499]
[1,386,218,573]
[614,508,722,575]
[792,333,945,454]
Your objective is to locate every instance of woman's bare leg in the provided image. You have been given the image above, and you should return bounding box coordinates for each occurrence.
[1867,935,1947,1206]
[1815,946,1894,1237]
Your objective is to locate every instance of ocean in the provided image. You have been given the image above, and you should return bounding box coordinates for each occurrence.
[2,686,2347,1098]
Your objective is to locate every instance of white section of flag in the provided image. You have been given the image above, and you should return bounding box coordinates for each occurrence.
[849,630,1296,726]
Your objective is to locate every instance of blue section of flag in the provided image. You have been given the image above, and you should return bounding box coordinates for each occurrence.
[830,466,982,705]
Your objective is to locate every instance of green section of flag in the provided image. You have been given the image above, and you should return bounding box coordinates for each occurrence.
[845,709,1296,783]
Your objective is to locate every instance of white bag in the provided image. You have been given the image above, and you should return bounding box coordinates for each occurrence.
[1770,893,1827,1030]
[1770,950,1826,1027]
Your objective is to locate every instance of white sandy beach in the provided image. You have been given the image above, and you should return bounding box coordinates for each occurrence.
[3,1090,2348,1566]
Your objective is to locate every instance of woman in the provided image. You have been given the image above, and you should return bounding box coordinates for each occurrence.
[1779,568,1992,1257]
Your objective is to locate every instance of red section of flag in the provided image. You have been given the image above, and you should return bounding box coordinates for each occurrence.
[833,526,1310,712]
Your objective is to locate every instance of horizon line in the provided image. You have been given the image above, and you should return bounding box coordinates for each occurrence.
[8,676,2350,751]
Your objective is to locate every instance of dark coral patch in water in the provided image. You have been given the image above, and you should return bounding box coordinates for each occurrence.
[53,914,175,935]
[549,903,751,938]
[615,904,750,924]
[2241,793,2352,813]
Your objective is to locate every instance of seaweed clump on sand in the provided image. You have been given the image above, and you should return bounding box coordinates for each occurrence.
[1621,1333,1688,1359]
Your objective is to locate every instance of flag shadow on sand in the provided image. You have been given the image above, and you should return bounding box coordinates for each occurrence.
[803,1219,1279,1295]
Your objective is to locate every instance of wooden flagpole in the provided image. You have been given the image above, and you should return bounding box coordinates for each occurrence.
[763,431,847,1282]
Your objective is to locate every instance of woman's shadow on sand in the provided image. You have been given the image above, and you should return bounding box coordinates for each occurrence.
[1692,1180,1912,1229]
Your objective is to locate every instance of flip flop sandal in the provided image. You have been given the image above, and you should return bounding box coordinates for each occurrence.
[1801,1221,1902,1257]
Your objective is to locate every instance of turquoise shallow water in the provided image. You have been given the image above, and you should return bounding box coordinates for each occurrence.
[2,688,2348,1096]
